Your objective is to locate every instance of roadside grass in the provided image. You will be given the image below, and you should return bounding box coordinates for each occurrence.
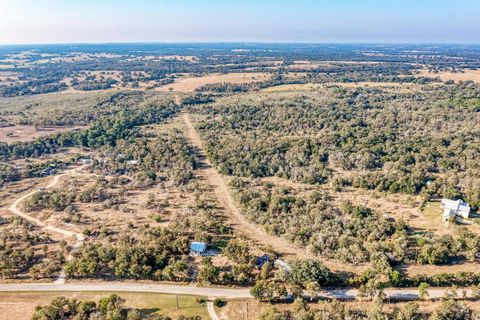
[218,298,480,320]
[0,292,209,320]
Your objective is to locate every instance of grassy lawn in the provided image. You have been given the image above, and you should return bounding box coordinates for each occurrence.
[422,201,480,235]
[0,291,209,320]
[422,201,442,221]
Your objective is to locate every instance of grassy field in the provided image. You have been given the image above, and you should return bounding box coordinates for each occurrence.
[0,125,86,143]
[0,292,209,320]
[157,72,270,92]
[422,201,442,221]
[418,69,480,83]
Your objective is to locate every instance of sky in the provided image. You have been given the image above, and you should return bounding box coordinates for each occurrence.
[0,0,479,45]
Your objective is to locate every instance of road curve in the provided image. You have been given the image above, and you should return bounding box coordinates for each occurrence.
[0,282,472,301]
[8,169,86,284]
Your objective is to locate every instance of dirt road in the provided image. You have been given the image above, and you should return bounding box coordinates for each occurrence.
[8,168,86,284]
[182,113,327,261]
[207,301,220,320]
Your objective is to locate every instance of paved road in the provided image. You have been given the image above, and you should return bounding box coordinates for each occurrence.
[0,282,472,301]
[0,283,251,299]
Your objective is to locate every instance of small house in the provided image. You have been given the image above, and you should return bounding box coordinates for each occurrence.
[441,198,471,221]
[190,242,207,255]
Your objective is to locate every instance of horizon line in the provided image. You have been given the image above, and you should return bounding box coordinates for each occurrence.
[1,41,480,47]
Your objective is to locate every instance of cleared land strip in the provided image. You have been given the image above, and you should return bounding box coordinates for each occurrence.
[0,282,474,301]
[8,168,87,284]
[181,113,314,261]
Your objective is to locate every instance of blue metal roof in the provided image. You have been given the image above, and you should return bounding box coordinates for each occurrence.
[190,242,207,253]
[256,255,269,267]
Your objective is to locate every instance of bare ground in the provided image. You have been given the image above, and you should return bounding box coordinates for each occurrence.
[0,125,86,143]
[418,69,480,83]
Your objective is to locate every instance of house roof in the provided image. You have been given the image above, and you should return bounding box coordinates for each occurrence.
[441,198,470,213]
[190,242,207,252]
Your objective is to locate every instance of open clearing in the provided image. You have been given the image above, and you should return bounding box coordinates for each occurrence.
[418,69,480,83]
[0,125,86,143]
[158,72,270,92]
[0,291,209,320]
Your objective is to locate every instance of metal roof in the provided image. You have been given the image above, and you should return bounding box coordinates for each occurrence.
[190,242,207,252]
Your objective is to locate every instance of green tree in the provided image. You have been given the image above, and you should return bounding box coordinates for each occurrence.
[395,302,421,320]
[198,257,220,284]
[429,299,473,320]
[419,282,430,300]
[258,306,289,320]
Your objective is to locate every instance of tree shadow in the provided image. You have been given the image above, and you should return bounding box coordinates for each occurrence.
[139,308,160,316]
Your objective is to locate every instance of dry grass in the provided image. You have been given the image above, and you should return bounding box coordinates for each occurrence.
[20,168,201,238]
[418,69,480,83]
[0,208,72,283]
[218,299,480,320]
[404,261,480,277]
[262,83,324,92]
[0,291,209,320]
[157,73,270,92]
[0,125,86,144]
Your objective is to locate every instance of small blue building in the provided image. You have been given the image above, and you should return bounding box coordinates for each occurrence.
[190,242,207,254]
[256,255,269,268]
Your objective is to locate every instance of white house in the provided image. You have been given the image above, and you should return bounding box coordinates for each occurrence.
[441,198,471,221]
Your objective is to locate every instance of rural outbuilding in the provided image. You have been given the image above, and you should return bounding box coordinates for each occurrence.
[190,241,207,255]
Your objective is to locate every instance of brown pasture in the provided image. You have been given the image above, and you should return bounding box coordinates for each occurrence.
[418,69,480,83]
[157,72,270,92]
[0,125,86,144]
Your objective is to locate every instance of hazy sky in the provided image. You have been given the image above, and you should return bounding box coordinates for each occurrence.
[0,0,479,44]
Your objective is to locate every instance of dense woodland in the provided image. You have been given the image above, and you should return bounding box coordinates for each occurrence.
[93,129,197,186]
[192,83,480,208]
[229,179,480,272]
